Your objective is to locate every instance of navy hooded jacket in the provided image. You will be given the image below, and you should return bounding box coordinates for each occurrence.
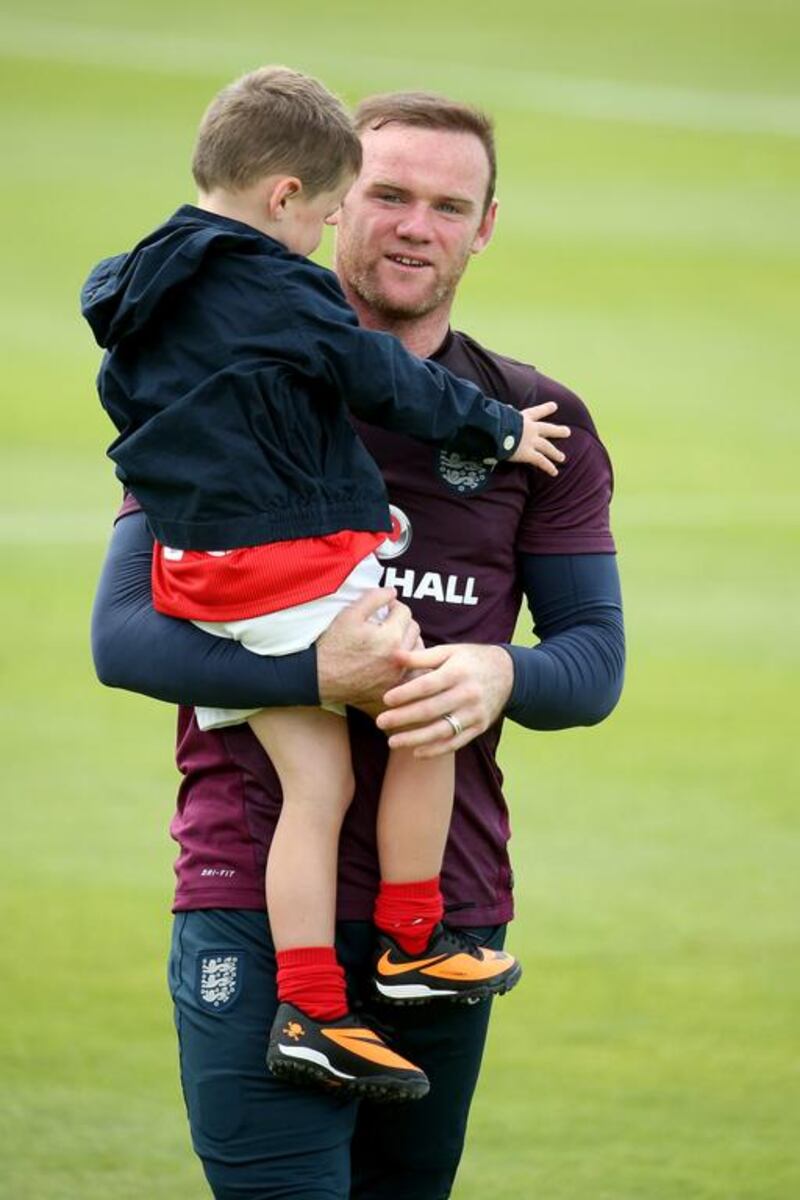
[82,206,523,551]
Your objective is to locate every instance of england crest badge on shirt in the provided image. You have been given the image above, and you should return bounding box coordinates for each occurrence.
[197,951,244,1012]
[435,449,495,495]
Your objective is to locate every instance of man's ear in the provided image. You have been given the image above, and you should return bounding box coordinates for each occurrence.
[266,176,302,221]
[470,198,498,255]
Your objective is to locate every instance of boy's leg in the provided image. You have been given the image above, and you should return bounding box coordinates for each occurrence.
[350,925,508,1200]
[247,708,429,1100]
[373,753,520,1004]
[372,750,453,959]
[377,749,454,884]
[248,707,353,952]
[168,909,358,1200]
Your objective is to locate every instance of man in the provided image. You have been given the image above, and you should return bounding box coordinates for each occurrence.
[92,91,624,1200]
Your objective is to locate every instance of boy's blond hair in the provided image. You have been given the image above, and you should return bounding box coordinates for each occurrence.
[192,66,362,196]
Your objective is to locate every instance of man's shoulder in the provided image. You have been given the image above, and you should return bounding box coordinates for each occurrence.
[443,331,601,438]
[438,330,536,407]
[533,371,602,441]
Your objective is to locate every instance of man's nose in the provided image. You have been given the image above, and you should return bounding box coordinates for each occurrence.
[395,205,433,242]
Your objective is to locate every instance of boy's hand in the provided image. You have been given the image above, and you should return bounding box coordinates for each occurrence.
[508,402,570,476]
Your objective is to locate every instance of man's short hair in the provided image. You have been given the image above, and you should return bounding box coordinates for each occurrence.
[353,92,496,213]
[192,66,362,196]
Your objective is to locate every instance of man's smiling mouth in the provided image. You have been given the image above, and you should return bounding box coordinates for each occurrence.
[385,254,432,269]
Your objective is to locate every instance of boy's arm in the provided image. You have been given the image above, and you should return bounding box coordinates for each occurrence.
[325,321,526,462]
[281,264,525,463]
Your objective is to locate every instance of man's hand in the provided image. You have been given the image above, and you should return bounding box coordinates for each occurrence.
[508,401,570,476]
[375,643,515,758]
[317,587,420,712]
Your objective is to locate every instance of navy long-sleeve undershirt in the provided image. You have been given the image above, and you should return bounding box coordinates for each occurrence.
[91,510,624,728]
[504,552,624,729]
[91,511,319,708]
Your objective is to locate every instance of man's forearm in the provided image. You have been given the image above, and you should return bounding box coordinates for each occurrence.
[377,551,624,754]
[91,511,319,707]
[504,552,625,729]
[504,618,624,729]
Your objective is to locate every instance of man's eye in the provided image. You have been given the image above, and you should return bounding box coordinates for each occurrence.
[378,193,403,203]
[437,203,460,214]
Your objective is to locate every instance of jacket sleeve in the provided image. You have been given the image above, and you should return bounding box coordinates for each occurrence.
[503,551,625,729]
[91,510,319,707]
[282,265,524,463]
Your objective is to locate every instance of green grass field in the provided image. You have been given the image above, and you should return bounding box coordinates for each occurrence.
[1,2,798,1196]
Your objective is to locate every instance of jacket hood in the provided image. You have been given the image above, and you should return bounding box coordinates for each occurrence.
[80,206,269,348]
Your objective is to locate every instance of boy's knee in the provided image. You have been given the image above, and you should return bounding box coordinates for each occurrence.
[316,759,355,819]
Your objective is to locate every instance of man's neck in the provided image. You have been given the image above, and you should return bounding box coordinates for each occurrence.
[344,290,450,360]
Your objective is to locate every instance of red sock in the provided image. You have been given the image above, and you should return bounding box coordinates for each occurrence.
[275,946,348,1021]
[373,877,444,955]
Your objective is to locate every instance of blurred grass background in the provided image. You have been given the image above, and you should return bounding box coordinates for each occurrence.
[1,2,798,1197]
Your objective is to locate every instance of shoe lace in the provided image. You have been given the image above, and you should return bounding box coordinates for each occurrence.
[438,925,485,959]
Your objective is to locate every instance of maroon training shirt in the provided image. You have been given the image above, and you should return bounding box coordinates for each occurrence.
[169,329,615,925]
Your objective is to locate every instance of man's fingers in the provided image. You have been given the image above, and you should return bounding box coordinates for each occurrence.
[378,686,463,735]
[380,644,513,753]
[379,598,415,634]
[379,699,456,734]
[413,734,473,759]
[346,586,397,621]
[377,604,420,656]
[397,619,422,653]
[385,708,469,750]
[381,650,454,710]
[390,645,451,674]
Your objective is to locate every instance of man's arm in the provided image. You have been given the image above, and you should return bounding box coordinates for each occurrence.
[92,510,417,708]
[375,551,625,757]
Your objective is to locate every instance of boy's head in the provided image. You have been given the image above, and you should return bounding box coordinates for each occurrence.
[193,66,362,256]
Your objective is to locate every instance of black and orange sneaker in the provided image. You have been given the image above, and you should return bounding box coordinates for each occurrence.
[373,925,522,1005]
[266,1002,429,1101]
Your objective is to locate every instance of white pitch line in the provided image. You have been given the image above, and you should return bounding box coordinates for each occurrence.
[0,500,797,545]
[615,494,800,530]
[0,513,112,545]
[2,17,800,138]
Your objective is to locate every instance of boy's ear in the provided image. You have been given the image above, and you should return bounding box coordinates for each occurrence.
[266,176,302,220]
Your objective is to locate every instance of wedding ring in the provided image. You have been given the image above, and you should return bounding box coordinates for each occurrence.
[442,712,464,738]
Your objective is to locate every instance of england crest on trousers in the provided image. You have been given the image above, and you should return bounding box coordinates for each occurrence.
[197,951,244,1011]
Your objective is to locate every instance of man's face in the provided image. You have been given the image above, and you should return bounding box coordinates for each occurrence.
[333,125,497,322]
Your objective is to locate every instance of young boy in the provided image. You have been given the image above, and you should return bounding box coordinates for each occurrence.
[82,66,569,1101]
